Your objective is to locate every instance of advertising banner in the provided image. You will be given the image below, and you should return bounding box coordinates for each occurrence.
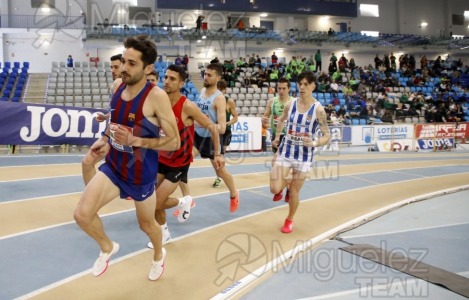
[227,117,262,151]
[0,101,107,145]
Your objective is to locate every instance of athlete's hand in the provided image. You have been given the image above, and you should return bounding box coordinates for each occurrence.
[96,112,110,122]
[90,139,110,157]
[213,155,225,169]
[110,124,135,146]
[272,139,280,148]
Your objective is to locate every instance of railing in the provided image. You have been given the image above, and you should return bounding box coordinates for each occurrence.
[82,26,469,50]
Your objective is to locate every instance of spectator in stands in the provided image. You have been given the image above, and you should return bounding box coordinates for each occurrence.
[374,54,382,69]
[271,52,278,66]
[210,57,220,64]
[328,62,337,74]
[236,57,246,67]
[315,50,322,72]
[349,58,356,71]
[381,109,394,123]
[256,55,262,66]
[67,55,74,68]
[343,83,353,96]
[317,80,327,93]
[248,54,256,67]
[383,54,390,71]
[338,54,348,72]
[328,79,339,96]
[195,15,205,32]
[330,53,337,71]
[390,52,397,71]
[174,56,182,66]
[420,55,428,70]
[433,56,442,73]
[182,55,189,70]
[328,27,335,36]
[409,55,416,71]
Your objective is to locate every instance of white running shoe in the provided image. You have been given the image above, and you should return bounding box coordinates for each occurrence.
[147,225,172,249]
[177,196,193,223]
[92,241,120,276]
[148,248,166,281]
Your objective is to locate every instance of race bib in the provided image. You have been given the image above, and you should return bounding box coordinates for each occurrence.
[286,130,310,146]
[109,122,134,153]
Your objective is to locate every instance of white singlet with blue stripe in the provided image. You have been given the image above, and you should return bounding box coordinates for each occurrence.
[278,98,321,163]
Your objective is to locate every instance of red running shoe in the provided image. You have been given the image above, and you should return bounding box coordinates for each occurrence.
[230,190,239,212]
[281,219,294,233]
[273,191,283,201]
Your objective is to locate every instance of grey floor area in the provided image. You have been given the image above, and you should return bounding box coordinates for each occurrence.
[242,190,469,300]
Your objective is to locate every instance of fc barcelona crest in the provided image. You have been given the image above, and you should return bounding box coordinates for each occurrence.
[128,113,136,121]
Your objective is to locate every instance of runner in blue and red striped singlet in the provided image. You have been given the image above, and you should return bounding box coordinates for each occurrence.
[74,36,180,282]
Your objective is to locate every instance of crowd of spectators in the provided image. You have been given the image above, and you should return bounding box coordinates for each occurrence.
[212,51,468,125]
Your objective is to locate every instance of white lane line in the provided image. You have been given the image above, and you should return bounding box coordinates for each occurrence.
[0,192,81,205]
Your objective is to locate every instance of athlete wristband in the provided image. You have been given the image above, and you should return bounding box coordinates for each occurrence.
[101,132,110,139]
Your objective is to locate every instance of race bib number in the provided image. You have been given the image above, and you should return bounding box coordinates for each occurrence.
[109,122,134,153]
[286,130,310,146]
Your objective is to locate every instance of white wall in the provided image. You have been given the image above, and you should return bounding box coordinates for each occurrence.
[0,28,124,73]
[352,0,399,34]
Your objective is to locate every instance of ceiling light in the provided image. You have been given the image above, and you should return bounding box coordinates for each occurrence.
[260,13,268,17]
[420,22,428,27]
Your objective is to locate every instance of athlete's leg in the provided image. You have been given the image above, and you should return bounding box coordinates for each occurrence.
[74,171,120,253]
[135,192,163,262]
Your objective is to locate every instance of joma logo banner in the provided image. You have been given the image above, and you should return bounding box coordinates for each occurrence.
[0,102,107,145]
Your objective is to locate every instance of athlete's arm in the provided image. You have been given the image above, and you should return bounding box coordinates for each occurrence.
[271,99,291,147]
[186,101,221,156]
[213,94,227,134]
[262,98,274,127]
[303,105,331,148]
[314,105,331,146]
[226,98,238,126]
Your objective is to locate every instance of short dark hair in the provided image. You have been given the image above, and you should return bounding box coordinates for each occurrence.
[298,71,317,84]
[123,35,157,67]
[167,64,187,81]
[278,77,291,88]
[110,54,122,61]
[217,80,228,91]
[206,63,223,76]
[147,70,158,77]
